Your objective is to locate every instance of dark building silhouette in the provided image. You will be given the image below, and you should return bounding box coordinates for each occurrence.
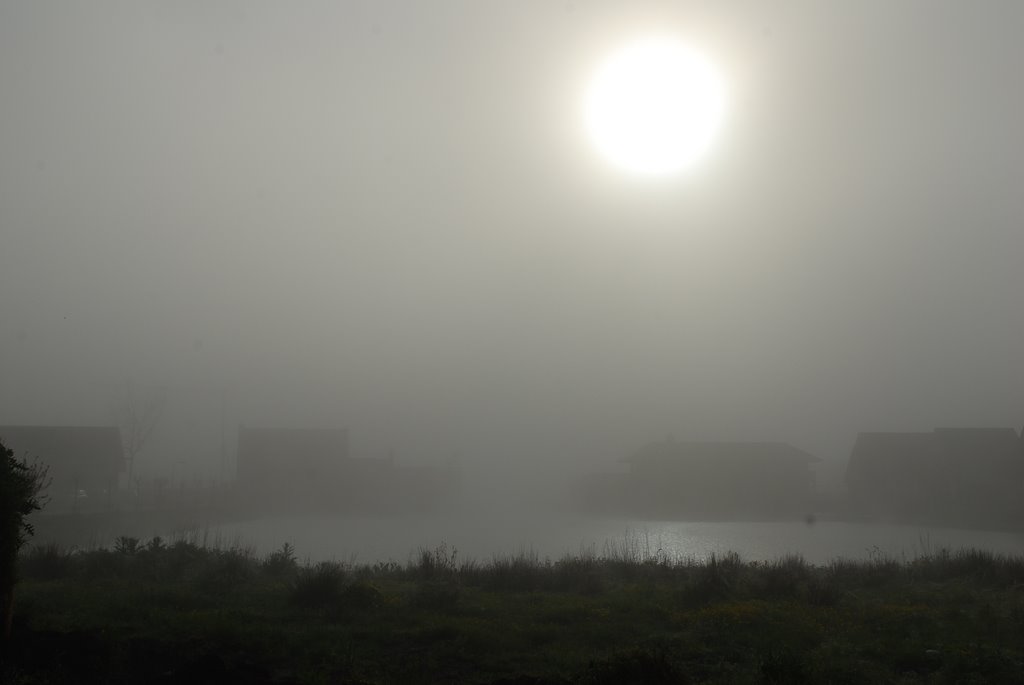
[234,426,456,514]
[236,426,351,511]
[846,427,1024,526]
[0,425,124,511]
[578,439,820,519]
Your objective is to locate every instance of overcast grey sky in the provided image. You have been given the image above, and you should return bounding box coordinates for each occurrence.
[2,1,1023,481]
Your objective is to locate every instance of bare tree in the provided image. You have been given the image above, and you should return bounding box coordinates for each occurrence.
[112,381,166,482]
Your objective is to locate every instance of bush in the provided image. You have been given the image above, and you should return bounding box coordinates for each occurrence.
[78,548,129,581]
[412,542,459,580]
[163,540,204,580]
[552,552,606,595]
[753,554,811,600]
[471,551,547,592]
[338,582,384,612]
[1,439,49,638]
[193,548,255,595]
[290,562,347,609]
[20,543,74,581]
[798,573,843,607]
[694,552,742,601]
[114,536,142,555]
[262,542,298,579]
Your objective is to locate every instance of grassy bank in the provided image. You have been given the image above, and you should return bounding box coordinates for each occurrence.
[6,537,1024,684]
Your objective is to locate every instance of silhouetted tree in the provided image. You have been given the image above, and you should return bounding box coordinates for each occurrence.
[112,381,166,483]
[0,438,49,639]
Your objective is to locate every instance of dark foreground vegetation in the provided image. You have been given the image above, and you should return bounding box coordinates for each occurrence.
[6,536,1024,684]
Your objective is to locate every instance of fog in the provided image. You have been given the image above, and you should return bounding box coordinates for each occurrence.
[3,1,1023,499]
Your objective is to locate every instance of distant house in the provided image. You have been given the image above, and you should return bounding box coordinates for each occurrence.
[234,427,457,514]
[578,439,820,519]
[846,432,939,520]
[0,425,125,511]
[846,428,1024,525]
[235,427,353,510]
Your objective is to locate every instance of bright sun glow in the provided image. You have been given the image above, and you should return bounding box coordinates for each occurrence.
[585,37,726,175]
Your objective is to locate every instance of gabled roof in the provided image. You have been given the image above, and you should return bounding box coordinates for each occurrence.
[0,425,125,472]
[624,440,820,464]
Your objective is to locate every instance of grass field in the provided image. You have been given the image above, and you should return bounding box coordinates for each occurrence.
[5,535,1024,684]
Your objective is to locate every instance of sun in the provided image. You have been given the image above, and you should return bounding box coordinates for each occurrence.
[584,37,726,176]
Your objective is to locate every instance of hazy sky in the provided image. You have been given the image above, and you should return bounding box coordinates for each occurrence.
[2,1,1023,481]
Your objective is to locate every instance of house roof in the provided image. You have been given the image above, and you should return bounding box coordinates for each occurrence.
[0,425,125,473]
[623,440,820,465]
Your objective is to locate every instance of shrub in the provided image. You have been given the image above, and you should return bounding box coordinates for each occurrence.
[20,543,74,581]
[163,540,204,580]
[338,581,384,612]
[372,560,401,576]
[552,550,606,595]
[754,553,811,600]
[193,548,254,595]
[262,542,298,579]
[828,555,901,589]
[77,548,128,581]
[693,552,742,601]
[290,562,347,609]
[472,551,546,592]
[798,573,843,607]
[412,542,459,580]
[1,439,49,638]
[114,536,142,555]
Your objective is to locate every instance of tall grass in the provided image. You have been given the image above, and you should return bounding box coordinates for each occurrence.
[13,531,1024,685]
[19,534,1024,602]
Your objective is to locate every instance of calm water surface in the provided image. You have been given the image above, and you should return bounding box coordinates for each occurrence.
[208,512,1024,565]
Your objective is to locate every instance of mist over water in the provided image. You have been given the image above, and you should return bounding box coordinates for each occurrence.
[4,2,1024,568]
[208,514,1024,566]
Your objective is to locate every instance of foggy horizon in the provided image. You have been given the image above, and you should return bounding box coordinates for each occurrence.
[3,1,1023,487]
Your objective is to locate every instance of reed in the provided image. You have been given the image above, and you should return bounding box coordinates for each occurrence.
[10,536,1024,684]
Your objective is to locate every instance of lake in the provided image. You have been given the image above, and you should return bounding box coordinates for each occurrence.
[206,511,1024,565]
